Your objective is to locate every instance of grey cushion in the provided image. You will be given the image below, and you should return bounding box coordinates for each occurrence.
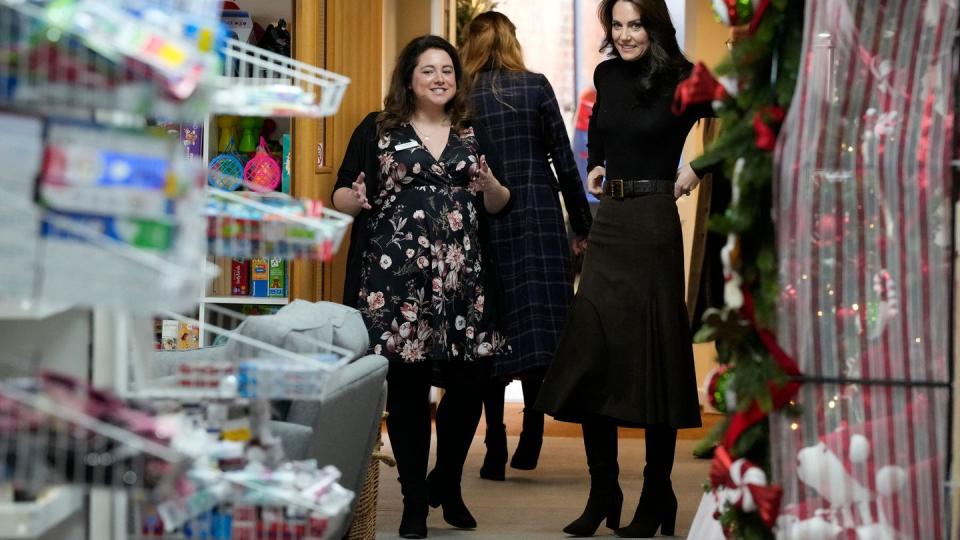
[225,300,369,360]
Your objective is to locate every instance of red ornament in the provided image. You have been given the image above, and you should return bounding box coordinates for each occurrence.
[752,105,786,151]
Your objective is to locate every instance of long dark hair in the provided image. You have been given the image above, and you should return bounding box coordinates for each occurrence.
[598,0,692,101]
[378,35,470,137]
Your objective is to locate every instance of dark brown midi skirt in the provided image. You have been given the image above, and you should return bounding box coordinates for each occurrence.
[535,193,702,429]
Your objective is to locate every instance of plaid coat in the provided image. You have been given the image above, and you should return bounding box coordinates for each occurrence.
[470,70,592,378]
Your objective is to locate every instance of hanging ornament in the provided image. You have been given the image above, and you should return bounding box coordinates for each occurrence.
[712,0,760,27]
[867,270,898,340]
[705,365,736,414]
[753,105,786,151]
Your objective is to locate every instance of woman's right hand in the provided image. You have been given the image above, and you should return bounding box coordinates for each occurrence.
[352,172,372,210]
[587,166,606,197]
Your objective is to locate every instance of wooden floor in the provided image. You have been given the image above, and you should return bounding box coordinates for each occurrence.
[374,432,713,539]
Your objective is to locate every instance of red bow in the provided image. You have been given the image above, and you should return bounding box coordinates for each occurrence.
[752,105,786,151]
[672,62,727,115]
[722,289,801,450]
[710,446,734,488]
[748,0,772,34]
[710,447,782,528]
[748,483,783,528]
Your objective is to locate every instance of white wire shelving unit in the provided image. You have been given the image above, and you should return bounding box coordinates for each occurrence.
[0,1,357,537]
[206,187,353,261]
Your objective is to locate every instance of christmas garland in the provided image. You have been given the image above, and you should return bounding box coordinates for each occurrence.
[673,0,805,538]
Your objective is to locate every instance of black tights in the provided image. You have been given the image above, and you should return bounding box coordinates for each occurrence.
[385,362,483,499]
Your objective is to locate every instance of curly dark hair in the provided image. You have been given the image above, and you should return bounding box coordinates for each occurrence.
[378,35,470,137]
[597,0,692,101]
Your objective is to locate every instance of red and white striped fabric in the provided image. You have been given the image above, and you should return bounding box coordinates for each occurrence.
[772,1,957,538]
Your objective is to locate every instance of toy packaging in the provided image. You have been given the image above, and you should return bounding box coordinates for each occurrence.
[250,258,269,297]
[231,259,250,295]
[267,258,285,297]
[161,320,179,351]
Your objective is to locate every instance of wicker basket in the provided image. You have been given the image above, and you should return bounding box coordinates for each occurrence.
[346,414,394,540]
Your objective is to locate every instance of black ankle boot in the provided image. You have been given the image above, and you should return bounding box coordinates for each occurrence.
[427,470,477,529]
[398,481,429,538]
[480,424,507,481]
[615,481,677,538]
[510,410,543,470]
[398,502,428,538]
[562,478,623,536]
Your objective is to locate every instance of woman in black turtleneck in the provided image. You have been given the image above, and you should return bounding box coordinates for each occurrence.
[535,0,713,537]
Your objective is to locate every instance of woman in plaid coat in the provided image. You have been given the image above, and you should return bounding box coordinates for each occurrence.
[461,11,593,481]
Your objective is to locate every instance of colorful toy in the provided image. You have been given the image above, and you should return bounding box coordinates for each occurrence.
[238,117,261,154]
[207,138,244,190]
[242,136,281,192]
[216,116,238,153]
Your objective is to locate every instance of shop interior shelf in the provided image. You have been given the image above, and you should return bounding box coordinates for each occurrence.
[200,296,290,305]
[0,487,84,539]
[0,300,72,321]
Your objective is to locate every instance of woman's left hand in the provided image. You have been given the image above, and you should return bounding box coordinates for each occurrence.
[674,163,701,199]
[473,155,503,193]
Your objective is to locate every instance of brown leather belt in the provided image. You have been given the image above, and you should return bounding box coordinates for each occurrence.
[602,179,675,199]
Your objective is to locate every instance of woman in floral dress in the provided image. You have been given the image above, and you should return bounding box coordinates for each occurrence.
[333,35,511,539]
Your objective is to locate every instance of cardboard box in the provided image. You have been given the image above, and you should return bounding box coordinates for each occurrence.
[160,320,179,351]
[231,259,250,296]
[250,258,269,297]
[267,258,285,297]
[177,322,199,350]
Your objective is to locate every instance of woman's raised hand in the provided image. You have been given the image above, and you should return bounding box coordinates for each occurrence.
[352,172,372,210]
[473,155,502,192]
[587,166,606,196]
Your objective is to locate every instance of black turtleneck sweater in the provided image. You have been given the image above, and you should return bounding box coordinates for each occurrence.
[587,57,713,181]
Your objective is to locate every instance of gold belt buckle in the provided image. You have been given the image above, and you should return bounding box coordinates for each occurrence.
[608,179,624,199]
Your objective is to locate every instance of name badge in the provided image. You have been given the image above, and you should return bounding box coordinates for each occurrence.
[395,140,418,151]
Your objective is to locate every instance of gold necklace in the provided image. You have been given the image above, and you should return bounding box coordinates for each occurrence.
[410,120,447,141]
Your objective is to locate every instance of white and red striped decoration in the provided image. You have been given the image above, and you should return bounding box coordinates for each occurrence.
[772,1,956,538]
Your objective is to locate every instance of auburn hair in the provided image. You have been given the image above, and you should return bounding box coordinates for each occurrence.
[378,35,470,137]
[460,11,527,109]
[460,11,527,80]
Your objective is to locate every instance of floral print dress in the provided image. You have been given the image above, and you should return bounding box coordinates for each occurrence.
[357,123,509,365]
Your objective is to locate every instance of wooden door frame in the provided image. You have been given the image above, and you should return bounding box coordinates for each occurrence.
[290,0,384,303]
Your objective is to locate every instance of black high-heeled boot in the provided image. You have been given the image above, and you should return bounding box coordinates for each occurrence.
[385,363,433,539]
[617,427,678,538]
[510,410,544,470]
[479,423,507,480]
[397,481,429,539]
[563,419,622,536]
[511,378,545,470]
[563,474,623,536]
[430,385,482,529]
[615,481,677,537]
[427,469,477,529]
